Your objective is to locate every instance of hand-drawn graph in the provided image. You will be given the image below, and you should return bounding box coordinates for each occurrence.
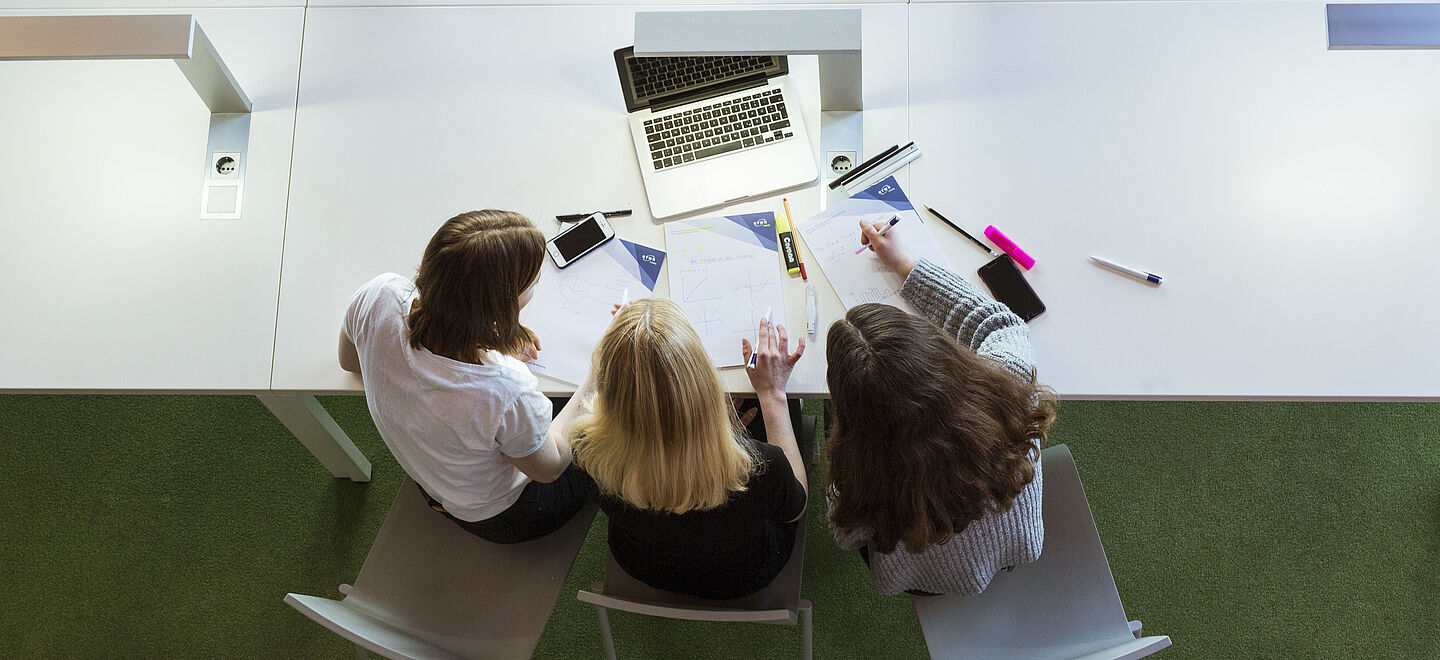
[848,285,901,306]
[556,275,625,314]
[667,217,788,368]
[524,240,663,385]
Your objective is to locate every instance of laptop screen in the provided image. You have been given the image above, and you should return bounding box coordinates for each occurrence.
[614,46,787,112]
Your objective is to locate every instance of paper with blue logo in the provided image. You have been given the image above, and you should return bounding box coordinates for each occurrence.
[525,237,666,385]
[665,212,790,368]
[796,176,952,315]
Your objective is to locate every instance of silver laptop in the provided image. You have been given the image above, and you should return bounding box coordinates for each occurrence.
[614,47,817,219]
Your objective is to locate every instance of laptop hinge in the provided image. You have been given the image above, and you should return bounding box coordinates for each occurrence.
[648,73,770,113]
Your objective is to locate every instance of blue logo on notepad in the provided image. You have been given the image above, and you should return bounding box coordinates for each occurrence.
[622,239,666,290]
[851,176,915,212]
[724,212,779,251]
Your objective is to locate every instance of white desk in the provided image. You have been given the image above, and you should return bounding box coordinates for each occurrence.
[908,1,1440,399]
[0,7,301,393]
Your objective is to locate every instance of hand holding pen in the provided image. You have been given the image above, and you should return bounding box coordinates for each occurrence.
[859,218,917,279]
[741,315,805,398]
[610,288,631,317]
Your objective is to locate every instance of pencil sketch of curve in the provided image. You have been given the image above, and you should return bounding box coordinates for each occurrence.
[556,275,626,315]
[675,255,775,341]
[665,216,788,368]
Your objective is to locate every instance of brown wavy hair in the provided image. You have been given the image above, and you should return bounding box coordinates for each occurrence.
[824,303,1058,553]
[407,210,544,361]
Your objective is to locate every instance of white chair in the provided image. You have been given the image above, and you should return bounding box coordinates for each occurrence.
[284,478,599,660]
[577,523,813,660]
[911,444,1171,660]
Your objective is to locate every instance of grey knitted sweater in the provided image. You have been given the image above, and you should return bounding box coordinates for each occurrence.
[829,258,1044,597]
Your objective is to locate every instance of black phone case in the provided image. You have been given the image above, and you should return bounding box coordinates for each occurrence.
[977,255,1045,322]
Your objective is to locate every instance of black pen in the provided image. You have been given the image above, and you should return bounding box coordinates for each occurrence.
[925,205,998,257]
[829,143,901,189]
[556,209,632,222]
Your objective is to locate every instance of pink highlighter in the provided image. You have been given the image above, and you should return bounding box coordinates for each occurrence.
[984,225,1035,270]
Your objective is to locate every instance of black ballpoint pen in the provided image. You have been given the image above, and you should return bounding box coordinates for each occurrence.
[556,209,632,222]
[925,206,998,257]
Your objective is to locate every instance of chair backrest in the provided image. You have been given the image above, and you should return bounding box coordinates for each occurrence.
[911,444,1171,660]
[286,478,598,660]
[578,520,807,623]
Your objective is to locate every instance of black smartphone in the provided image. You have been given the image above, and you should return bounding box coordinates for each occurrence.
[976,255,1045,322]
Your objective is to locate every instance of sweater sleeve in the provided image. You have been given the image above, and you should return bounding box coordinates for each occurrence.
[899,258,1036,378]
[824,493,870,550]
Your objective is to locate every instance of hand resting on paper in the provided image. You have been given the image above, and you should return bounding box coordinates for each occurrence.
[859,219,917,280]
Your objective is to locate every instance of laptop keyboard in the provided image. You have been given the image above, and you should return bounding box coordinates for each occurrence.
[628,55,772,99]
[643,88,794,171]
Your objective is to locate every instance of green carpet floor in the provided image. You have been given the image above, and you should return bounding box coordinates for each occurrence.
[1,395,1437,658]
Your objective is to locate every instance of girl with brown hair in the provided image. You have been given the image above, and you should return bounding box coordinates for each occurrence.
[825,220,1058,596]
[339,210,591,544]
[569,298,808,599]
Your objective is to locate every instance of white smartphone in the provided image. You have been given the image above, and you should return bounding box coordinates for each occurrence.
[546,212,616,268]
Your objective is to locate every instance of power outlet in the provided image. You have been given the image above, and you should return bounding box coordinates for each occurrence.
[825,150,857,179]
[211,152,240,179]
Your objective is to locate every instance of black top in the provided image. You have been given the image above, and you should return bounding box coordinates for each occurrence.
[596,440,807,600]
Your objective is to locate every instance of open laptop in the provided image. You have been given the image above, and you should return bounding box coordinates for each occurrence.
[614,46,817,219]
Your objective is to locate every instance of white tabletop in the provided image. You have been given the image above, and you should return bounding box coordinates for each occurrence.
[908,1,1440,399]
[8,2,1440,400]
[271,3,909,396]
[0,7,302,392]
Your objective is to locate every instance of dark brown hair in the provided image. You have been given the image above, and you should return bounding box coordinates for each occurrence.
[407,210,544,361]
[823,303,1058,553]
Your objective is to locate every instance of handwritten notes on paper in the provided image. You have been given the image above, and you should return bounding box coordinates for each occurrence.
[525,238,665,385]
[665,213,789,368]
[796,176,951,315]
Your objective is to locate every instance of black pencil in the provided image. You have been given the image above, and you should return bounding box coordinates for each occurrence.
[925,205,998,257]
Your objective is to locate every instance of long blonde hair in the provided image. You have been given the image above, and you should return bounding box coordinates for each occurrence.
[570,299,757,513]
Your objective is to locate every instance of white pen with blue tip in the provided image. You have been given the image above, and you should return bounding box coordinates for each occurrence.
[1090,256,1163,285]
[746,306,773,370]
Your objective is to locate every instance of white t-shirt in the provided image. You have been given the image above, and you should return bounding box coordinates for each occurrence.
[343,273,551,522]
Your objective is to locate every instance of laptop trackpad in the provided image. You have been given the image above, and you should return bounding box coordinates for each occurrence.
[704,162,763,205]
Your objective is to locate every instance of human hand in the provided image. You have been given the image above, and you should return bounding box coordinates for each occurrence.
[731,395,760,427]
[611,301,629,317]
[741,317,805,397]
[518,328,542,362]
[860,219,917,279]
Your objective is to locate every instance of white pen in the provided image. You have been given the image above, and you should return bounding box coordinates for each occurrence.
[806,284,818,337]
[619,287,630,306]
[747,306,773,369]
[855,216,901,254]
[1090,256,1163,285]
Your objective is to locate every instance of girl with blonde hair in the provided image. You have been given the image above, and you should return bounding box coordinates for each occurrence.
[569,298,807,599]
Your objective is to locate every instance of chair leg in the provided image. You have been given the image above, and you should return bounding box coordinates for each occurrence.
[800,600,813,660]
[595,605,617,660]
[1128,619,1143,638]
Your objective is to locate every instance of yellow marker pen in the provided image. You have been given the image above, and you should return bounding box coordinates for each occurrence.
[775,209,801,274]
